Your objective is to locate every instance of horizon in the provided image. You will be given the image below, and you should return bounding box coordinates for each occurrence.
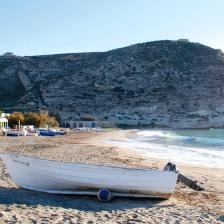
[0,0,224,56]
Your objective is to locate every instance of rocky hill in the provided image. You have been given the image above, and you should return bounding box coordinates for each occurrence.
[1,40,224,128]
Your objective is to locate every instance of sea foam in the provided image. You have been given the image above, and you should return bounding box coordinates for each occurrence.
[107,129,224,168]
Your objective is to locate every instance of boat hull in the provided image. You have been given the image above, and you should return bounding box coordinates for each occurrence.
[39,131,56,136]
[0,154,178,199]
[5,130,27,136]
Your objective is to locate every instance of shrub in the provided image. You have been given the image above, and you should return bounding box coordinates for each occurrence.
[8,111,59,128]
[25,111,59,128]
[7,112,25,127]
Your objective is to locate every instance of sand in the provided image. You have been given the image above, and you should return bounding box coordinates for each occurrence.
[0,129,223,223]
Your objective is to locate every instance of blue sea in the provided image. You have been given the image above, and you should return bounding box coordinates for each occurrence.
[108,129,224,168]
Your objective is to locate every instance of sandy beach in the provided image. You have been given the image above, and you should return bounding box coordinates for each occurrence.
[0,129,223,223]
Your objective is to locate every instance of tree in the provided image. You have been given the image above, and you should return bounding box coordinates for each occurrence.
[8,112,25,128]
[24,112,41,127]
[7,111,59,128]
[24,111,59,128]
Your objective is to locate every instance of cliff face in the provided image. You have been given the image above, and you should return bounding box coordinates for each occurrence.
[1,40,224,128]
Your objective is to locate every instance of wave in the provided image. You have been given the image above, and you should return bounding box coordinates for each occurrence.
[107,138,224,168]
[106,129,224,168]
[137,130,224,146]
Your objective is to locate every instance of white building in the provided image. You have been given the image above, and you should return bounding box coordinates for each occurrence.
[64,120,100,130]
[0,113,8,131]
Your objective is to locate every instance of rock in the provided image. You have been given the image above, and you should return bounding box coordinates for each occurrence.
[1,40,224,128]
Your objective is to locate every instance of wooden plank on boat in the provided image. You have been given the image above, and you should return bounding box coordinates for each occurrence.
[178,173,204,191]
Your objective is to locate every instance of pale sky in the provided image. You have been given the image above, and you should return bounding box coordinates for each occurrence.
[0,0,223,56]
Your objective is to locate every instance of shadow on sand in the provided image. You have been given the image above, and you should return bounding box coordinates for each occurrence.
[0,187,169,211]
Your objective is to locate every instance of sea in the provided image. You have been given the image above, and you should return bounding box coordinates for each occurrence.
[108,129,224,168]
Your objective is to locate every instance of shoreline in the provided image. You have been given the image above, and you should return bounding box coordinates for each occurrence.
[89,129,224,170]
[0,129,223,223]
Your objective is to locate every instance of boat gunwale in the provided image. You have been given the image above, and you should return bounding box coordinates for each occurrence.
[0,152,178,174]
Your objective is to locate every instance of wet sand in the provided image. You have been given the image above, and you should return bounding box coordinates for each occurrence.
[0,130,223,223]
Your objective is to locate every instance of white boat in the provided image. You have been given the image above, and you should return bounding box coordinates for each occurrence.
[26,132,38,136]
[5,130,27,136]
[0,153,178,200]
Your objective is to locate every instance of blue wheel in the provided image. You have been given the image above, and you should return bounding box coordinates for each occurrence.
[97,188,113,202]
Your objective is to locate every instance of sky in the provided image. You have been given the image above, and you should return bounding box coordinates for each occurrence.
[0,0,224,56]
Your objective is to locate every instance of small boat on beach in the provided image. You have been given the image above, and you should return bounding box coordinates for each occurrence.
[5,129,27,137]
[0,153,178,201]
[38,128,56,136]
[26,132,38,136]
[55,129,66,135]
[38,128,66,136]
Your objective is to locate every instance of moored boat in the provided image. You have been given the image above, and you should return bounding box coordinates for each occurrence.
[5,130,27,136]
[26,132,38,136]
[38,128,56,136]
[0,153,178,200]
[55,130,66,135]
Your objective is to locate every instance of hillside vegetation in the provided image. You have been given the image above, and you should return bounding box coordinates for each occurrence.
[1,40,224,128]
